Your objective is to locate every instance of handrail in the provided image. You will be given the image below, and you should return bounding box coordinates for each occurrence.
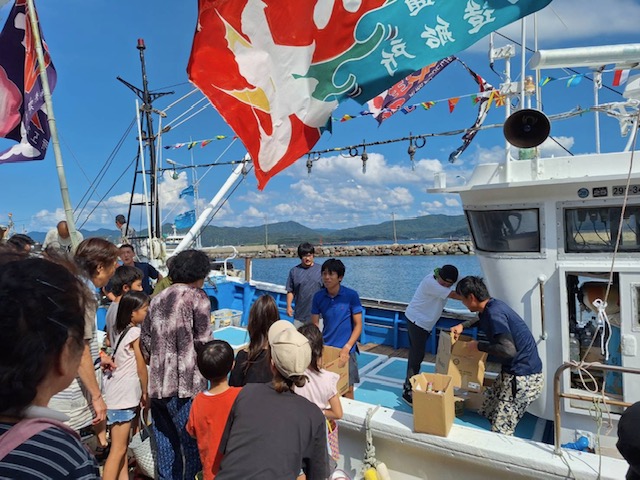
[211,245,238,276]
[553,362,640,454]
[537,275,548,340]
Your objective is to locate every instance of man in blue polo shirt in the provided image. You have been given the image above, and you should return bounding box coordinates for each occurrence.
[451,276,543,436]
[311,258,363,399]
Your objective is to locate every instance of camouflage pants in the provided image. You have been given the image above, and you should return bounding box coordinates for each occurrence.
[478,371,544,436]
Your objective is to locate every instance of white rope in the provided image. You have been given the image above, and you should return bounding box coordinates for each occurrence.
[591,298,611,361]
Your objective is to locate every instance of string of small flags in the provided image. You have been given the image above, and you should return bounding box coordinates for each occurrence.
[334,89,507,123]
[336,68,632,123]
[539,67,632,88]
[163,135,236,150]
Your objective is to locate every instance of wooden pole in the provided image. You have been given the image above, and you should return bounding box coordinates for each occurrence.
[25,0,81,248]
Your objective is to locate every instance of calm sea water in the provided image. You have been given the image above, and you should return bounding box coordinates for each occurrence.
[251,254,482,305]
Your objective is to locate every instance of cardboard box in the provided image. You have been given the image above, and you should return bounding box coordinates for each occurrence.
[454,387,486,412]
[454,396,466,417]
[436,332,487,393]
[323,346,349,396]
[410,373,455,437]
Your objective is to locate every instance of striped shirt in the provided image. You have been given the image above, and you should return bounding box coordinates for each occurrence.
[0,423,99,479]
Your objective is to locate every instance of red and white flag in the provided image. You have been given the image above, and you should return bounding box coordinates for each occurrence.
[613,69,630,87]
[187,0,553,189]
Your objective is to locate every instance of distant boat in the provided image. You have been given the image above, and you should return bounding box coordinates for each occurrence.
[164,225,185,254]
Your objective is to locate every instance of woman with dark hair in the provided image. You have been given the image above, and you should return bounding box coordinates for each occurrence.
[141,249,212,480]
[0,253,100,478]
[217,320,328,479]
[49,237,119,458]
[6,233,35,253]
[229,294,280,386]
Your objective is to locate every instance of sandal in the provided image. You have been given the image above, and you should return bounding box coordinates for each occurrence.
[94,444,110,463]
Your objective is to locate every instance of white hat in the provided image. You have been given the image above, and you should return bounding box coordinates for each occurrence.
[268,320,311,378]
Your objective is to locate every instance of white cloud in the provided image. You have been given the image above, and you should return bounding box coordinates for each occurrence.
[445,196,460,207]
[287,152,444,186]
[539,135,575,156]
[420,200,443,210]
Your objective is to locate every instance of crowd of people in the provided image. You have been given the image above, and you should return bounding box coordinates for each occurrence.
[0,231,638,480]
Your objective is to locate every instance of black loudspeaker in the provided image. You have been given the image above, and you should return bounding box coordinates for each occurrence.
[503,109,550,148]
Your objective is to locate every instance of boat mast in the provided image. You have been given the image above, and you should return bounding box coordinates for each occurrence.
[117,39,173,238]
[25,0,81,248]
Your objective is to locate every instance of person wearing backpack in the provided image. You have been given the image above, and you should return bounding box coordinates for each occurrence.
[0,250,100,479]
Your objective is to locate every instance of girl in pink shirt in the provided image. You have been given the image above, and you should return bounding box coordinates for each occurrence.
[295,324,343,420]
[103,291,149,480]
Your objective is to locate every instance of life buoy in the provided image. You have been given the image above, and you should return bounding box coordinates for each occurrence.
[580,282,620,315]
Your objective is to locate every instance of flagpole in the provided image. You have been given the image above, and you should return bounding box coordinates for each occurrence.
[25,0,81,248]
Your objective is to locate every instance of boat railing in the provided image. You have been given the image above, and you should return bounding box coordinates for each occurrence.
[205,245,239,276]
[553,362,640,454]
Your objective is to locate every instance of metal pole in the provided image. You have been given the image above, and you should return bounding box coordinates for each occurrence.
[137,39,160,238]
[593,70,601,154]
[520,18,526,110]
[25,0,81,248]
[534,13,542,111]
[190,143,202,249]
[504,51,512,182]
[392,212,397,244]
[135,100,153,249]
[264,214,268,248]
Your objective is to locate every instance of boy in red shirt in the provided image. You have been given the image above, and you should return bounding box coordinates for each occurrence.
[187,340,241,480]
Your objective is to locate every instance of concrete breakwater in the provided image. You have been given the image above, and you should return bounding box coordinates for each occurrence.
[205,241,474,259]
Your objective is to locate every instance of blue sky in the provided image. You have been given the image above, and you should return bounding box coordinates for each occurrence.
[1,0,640,234]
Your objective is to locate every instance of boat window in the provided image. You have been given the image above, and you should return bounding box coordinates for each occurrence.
[564,206,640,253]
[466,209,540,253]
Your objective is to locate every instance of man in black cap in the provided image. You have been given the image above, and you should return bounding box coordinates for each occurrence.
[618,401,640,480]
[402,264,462,406]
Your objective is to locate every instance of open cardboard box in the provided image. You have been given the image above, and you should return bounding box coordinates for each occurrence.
[410,372,455,437]
[436,332,487,393]
[323,345,349,396]
[454,387,485,412]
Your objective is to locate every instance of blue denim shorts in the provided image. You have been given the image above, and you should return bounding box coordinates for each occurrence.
[107,408,137,426]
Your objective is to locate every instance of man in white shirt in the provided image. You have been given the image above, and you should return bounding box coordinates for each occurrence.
[402,264,462,406]
[42,221,83,256]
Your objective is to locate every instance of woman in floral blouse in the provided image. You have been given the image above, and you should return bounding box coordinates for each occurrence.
[141,249,212,480]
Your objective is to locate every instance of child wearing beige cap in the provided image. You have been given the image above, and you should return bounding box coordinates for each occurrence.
[216,321,329,480]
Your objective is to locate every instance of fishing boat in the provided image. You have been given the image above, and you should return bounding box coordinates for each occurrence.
[81,33,633,480]
[182,42,640,479]
[96,9,635,480]
[4,0,635,477]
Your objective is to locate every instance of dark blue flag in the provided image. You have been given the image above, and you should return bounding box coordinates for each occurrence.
[0,0,56,164]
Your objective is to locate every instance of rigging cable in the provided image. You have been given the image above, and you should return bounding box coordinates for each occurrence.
[74,116,137,221]
[305,107,589,161]
[196,162,254,244]
[493,31,623,97]
[160,138,238,226]
[76,154,139,230]
[163,95,210,130]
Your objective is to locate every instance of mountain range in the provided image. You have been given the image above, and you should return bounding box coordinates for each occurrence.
[27,214,469,247]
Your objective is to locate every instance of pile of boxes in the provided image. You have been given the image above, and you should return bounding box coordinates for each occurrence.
[410,332,487,437]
